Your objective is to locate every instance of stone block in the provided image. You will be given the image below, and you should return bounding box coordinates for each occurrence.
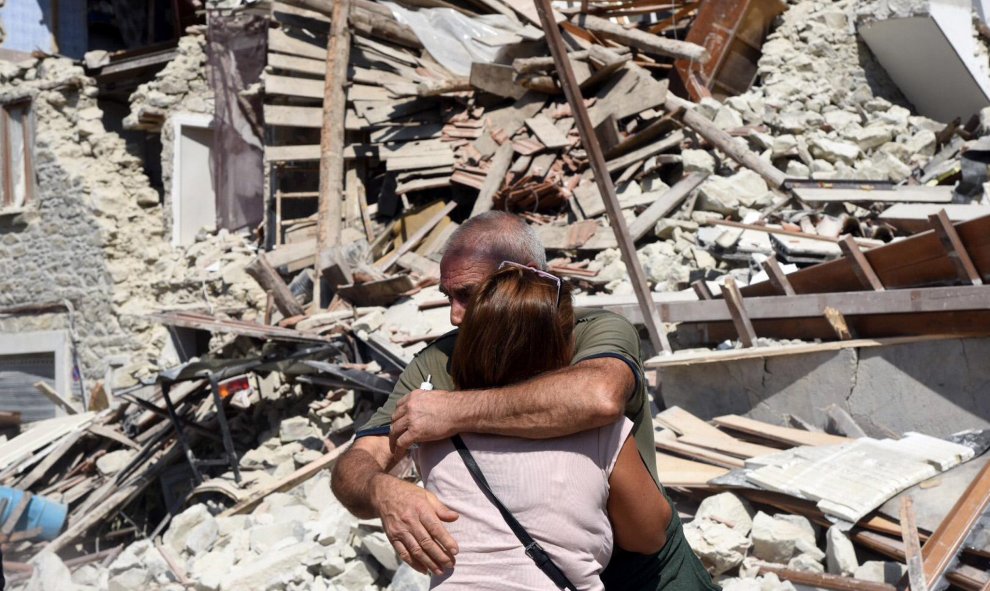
[695,492,755,536]
[164,504,213,557]
[750,512,817,564]
[825,525,858,576]
[853,561,907,585]
[388,562,431,591]
[329,556,379,590]
[362,531,401,571]
[26,552,74,591]
[684,518,752,575]
[222,541,322,591]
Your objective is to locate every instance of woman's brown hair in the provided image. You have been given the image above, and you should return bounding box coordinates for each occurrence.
[451,265,574,390]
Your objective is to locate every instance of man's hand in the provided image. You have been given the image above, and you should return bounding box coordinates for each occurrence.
[370,473,460,575]
[390,389,466,453]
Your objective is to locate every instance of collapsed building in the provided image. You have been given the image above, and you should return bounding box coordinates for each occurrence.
[0,0,988,589]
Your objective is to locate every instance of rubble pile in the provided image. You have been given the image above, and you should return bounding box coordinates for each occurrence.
[16,472,425,591]
[1,0,989,589]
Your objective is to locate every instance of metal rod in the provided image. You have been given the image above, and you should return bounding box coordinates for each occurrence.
[160,382,204,485]
[207,373,242,484]
[533,0,671,354]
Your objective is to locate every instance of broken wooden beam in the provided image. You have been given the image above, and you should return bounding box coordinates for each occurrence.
[376,201,457,272]
[929,209,984,285]
[33,382,81,415]
[315,0,352,305]
[244,254,306,318]
[761,256,796,296]
[756,563,895,591]
[921,459,990,590]
[536,0,671,354]
[899,497,929,591]
[628,172,708,241]
[572,14,709,62]
[666,94,787,188]
[722,277,756,347]
[839,236,885,291]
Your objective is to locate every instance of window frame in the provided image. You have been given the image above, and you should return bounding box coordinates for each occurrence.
[0,99,35,210]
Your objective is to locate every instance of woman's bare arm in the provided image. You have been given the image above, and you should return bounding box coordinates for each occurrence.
[607,436,672,554]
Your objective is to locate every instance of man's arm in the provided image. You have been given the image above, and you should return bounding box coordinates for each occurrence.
[390,356,634,451]
[331,435,459,575]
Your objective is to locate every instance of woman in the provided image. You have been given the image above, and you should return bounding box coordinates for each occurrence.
[411,263,676,590]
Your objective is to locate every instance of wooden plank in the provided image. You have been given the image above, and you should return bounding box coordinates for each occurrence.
[762,256,796,296]
[572,13,708,61]
[267,52,326,76]
[692,280,713,300]
[605,130,684,173]
[470,62,525,99]
[316,0,353,307]
[722,277,756,347]
[667,94,786,188]
[87,424,141,451]
[264,74,324,99]
[677,433,779,459]
[470,143,514,217]
[655,430,745,468]
[794,185,954,204]
[628,172,708,241]
[655,451,728,487]
[878,203,990,233]
[536,0,669,354]
[713,414,850,447]
[264,105,322,129]
[900,497,929,591]
[33,381,80,414]
[244,254,305,317]
[655,406,737,444]
[929,209,983,285]
[839,236,885,291]
[376,201,457,271]
[222,440,352,516]
[16,430,85,490]
[743,215,990,298]
[268,28,325,60]
[921,460,990,589]
[525,115,570,150]
[370,124,444,143]
[756,563,895,591]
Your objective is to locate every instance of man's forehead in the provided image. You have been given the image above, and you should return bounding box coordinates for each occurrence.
[440,256,496,286]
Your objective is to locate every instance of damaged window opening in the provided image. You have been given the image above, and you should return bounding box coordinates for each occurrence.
[0,100,34,210]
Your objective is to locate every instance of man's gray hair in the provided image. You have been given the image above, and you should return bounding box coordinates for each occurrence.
[443,211,547,269]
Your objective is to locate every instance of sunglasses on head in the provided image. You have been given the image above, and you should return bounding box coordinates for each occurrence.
[498,261,562,304]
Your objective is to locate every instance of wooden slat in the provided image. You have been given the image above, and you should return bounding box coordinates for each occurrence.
[267,52,325,76]
[655,452,727,487]
[722,277,756,347]
[692,279,713,300]
[269,28,326,60]
[762,256,796,296]
[265,105,322,129]
[921,460,990,589]
[742,215,990,298]
[900,497,929,591]
[839,236,885,291]
[713,414,850,447]
[793,185,954,204]
[627,171,708,241]
[655,430,745,468]
[524,115,570,149]
[264,74,324,99]
[929,209,983,285]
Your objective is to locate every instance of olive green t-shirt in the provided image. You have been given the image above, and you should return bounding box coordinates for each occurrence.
[356,308,660,486]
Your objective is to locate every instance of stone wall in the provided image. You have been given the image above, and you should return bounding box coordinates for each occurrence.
[0,56,262,396]
[125,28,215,234]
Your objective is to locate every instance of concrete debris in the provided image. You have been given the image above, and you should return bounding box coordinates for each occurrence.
[684,518,752,576]
[750,512,817,564]
[825,525,858,577]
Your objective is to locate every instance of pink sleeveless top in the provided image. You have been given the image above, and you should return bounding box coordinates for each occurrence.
[414,418,634,591]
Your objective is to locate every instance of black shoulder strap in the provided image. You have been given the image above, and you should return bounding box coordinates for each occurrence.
[451,435,579,591]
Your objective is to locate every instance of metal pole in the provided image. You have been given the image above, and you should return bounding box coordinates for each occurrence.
[160,382,204,485]
[207,373,242,484]
[532,0,672,354]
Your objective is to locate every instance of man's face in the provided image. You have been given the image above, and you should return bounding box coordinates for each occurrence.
[439,255,496,326]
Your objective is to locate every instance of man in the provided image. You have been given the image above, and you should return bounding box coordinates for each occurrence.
[332,212,710,590]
